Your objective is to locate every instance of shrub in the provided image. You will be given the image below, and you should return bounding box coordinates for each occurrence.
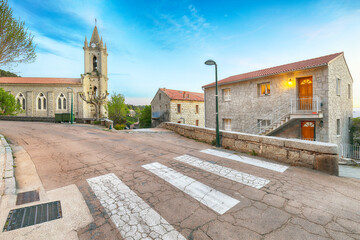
[93,120,101,125]
[114,124,126,130]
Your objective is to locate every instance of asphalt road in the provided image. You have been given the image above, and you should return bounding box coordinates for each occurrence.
[1,121,360,240]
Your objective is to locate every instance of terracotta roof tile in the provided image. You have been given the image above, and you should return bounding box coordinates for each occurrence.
[203,52,343,88]
[160,88,204,101]
[0,77,82,85]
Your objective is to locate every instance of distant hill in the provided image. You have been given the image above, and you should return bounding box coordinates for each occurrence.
[0,69,20,77]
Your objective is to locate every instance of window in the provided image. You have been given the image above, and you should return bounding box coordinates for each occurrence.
[195,105,199,114]
[165,104,167,110]
[258,83,270,96]
[224,119,231,131]
[257,119,271,128]
[177,104,181,113]
[93,56,98,71]
[336,78,341,96]
[159,93,161,100]
[16,93,26,110]
[37,93,47,110]
[348,84,351,99]
[177,121,181,123]
[57,93,67,110]
[223,89,231,101]
[196,120,199,126]
[337,119,340,135]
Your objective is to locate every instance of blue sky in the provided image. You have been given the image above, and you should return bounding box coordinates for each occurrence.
[6,0,360,106]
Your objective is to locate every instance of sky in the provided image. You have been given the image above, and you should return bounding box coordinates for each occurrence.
[5,0,360,106]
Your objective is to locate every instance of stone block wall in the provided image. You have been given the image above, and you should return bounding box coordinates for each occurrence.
[160,122,339,175]
[169,100,204,127]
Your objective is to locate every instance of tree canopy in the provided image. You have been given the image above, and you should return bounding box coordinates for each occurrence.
[0,69,19,77]
[0,87,21,115]
[107,92,128,125]
[0,0,36,66]
[139,105,152,128]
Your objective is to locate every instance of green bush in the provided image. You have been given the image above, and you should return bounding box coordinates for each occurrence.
[114,124,126,130]
[93,120,101,125]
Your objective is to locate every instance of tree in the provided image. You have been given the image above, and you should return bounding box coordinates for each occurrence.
[139,105,151,128]
[80,88,109,121]
[0,69,19,77]
[0,0,36,66]
[351,117,360,145]
[0,87,21,115]
[107,92,128,125]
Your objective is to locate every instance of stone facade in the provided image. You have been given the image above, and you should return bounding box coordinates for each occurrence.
[160,122,339,175]
[0,25,109,120]
[151,88,204,127]
[204,53,353,146]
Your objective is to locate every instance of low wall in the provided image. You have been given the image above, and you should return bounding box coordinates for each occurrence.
[0,116,91,123]
[160,122,339,175]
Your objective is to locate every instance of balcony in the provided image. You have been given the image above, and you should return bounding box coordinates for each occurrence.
[290,97,323,119]
[152,112,161,119]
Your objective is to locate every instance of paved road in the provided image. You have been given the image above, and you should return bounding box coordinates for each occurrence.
[1,121,360,240]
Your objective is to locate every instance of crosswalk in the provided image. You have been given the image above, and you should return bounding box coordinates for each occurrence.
[87,148,289,240]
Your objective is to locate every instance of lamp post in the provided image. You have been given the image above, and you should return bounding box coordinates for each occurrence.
[67,87,74,124]
[205,59,220,147]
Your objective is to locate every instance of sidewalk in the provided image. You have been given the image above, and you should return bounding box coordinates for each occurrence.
[0,137,93,240]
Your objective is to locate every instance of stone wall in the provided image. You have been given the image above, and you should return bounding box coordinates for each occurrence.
[0,84,84,118]
[327,55,353,146]
[169,100,205,127]
[160,122,339,175]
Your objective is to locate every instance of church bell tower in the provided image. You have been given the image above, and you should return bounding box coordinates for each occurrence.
[82,23,109,118]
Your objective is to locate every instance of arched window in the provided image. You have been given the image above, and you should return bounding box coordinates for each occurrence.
[37,93,47,110]
[57,93,67,110]
[16,93,26,110]
[93,56,98,71]
[93,86,97,96]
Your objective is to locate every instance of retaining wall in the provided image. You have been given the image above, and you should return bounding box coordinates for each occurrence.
[160,122,339,175]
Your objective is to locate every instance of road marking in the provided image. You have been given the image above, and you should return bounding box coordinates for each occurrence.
[174,155,270,189]
[142,162,239,215]
[87,173,186,240]
[200,149,288,173]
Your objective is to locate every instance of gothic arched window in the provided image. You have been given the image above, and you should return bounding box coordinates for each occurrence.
[37,93,47,110]
[93,56,98,71]
[57,93,67,110]
[16,93,26,110]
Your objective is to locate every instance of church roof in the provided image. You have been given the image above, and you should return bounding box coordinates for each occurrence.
[203,52,343,89]
[160,88,204,101]
[90,26,100,43]
[0,77,82,85]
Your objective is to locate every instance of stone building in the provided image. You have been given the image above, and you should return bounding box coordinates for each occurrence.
[0,24,109,120]
[203,52,353,146]
[151,88,204,127]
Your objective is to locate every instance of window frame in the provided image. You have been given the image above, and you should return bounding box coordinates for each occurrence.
[57,93,67,110]
[177,104,181,113]
[37,93,47,111]
[223,118,232,131]
[336,78,341,96]
[348,84,351,99]
[223,88,231,101]
[336,119,340,135]
[258,82,271,96]
[16,92,26,110]
[195,105,199,114]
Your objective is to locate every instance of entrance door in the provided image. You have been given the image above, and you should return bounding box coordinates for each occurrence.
[298,77,313,110]
[301,121,315,141]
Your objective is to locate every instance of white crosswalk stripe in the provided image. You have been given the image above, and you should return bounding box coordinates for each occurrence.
[87,173,186,240]
[174,155,270,189]
[142,162,240,215]
[201,148,288,173]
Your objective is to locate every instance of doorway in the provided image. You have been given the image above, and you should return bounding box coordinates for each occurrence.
[298,77,313,110]
[301,121,315,141]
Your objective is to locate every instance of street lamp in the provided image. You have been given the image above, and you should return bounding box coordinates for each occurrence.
[205,59,221,147]
[67,87,74,124]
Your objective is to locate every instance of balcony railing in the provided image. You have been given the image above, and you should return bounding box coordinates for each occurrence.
[290,97,320,114]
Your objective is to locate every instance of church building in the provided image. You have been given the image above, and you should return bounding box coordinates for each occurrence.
[0,25,109,121]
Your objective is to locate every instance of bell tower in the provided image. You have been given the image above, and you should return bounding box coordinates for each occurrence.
[82,22,109,118]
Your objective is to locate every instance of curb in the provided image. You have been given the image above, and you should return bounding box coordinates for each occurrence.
[0,135,16,197]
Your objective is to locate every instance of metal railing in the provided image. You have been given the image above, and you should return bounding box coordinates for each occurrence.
[290,97,320,114]
[340,143,360,160]
[248,103,291,134]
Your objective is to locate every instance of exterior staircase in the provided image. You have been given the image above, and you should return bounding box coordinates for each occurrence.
[260,115,292,135]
